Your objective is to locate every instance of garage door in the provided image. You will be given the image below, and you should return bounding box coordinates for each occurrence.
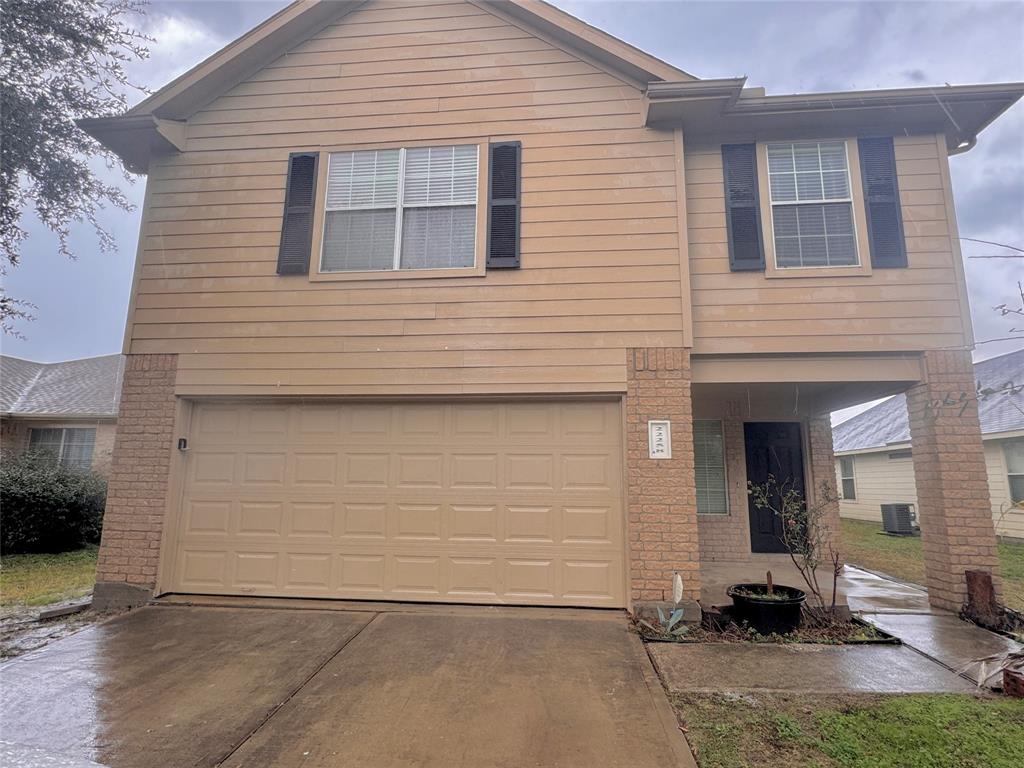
[168,401,625,606]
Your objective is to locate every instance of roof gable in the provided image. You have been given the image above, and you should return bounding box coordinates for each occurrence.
[129,0,693,122]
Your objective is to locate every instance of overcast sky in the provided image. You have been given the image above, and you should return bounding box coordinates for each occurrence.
[3,0,1022,405]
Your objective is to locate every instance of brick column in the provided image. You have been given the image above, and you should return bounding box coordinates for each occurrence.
[907,349,1000,611]
[625,348,700,604]
[807,415,842,558]
[94,354,178,610]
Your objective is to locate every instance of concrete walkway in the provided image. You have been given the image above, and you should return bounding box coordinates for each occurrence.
[0,604,694,768]
[681,563,1020,694]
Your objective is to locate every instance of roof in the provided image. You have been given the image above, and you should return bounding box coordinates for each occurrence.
[80,0,695,172]
[0,355,125,419]
[81,0,1024,174]
[644,79,1024,153]
[833,349,1024,453]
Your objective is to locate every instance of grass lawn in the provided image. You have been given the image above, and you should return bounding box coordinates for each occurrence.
[841,518,1024,613]
[675,692,1024,768]
[0,547,98,614]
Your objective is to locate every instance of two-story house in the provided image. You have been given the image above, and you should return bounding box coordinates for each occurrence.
[82,0,1023,613]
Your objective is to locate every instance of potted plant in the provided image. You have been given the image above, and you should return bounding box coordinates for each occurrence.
[725,476,843,634]
[727,571,806,635]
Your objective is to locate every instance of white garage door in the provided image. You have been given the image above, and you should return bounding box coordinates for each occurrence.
[168,401,625,607]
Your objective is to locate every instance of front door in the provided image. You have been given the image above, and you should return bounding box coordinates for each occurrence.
[743,422,805,553]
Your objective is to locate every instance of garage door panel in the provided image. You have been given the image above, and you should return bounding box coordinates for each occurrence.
[170,401,624,607]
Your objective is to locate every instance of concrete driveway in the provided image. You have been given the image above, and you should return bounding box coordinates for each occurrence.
[0,603,692,768]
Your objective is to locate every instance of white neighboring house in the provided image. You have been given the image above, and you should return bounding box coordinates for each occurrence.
[833,349,1024,540]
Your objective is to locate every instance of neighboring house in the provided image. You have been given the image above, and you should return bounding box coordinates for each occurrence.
[80,0,1023,613]
[834,349,1024,539]
[0,355,125,477]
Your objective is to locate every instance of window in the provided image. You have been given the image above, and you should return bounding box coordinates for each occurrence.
[839,455,856,500]
[766,141,858,268]
[28,427,96,471]
[694,420,728,515]
[320,145,478,273]
[1005,439,1024,504]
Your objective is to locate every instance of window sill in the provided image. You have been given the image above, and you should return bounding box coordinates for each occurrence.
[763,263,872,279]
[309,262,486,282]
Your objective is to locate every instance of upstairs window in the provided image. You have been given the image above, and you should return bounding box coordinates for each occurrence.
[766,141,859,268]
[28,427,96,471]
[839,455,857,500]
[320,145,478,273]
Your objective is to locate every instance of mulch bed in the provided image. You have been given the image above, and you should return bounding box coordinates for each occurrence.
[634,611,895,645]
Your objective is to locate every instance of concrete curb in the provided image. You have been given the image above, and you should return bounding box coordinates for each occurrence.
[628,632,699,768]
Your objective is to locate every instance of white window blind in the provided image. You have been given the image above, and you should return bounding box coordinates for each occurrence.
[28,427,96,471]
[321,145,478,273]
[694,420,728,515]
[767,141,858,268]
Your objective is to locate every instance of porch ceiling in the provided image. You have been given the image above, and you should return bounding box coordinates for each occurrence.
[690,353,924,418]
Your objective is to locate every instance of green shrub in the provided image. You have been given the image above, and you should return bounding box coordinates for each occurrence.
[0,452,106,554]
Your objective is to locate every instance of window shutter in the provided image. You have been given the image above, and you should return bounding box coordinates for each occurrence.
[277,152,319,275]
[721,143,765,271]
[858,137,907,268]
[487,141,521,269]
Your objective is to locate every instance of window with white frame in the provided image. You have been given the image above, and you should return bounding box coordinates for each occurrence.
[28,427,96,471]
[694,420,728,515]
[767,141,858,268]
[320,145,478,273]
[839,455,856,500]
[1005,439,1024,504]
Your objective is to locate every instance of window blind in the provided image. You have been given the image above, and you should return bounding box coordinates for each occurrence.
[320,145,477,272]
[694,420,728,515]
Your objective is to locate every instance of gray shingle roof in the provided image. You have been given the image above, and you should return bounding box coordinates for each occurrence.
[833,349,1024,453]
[0,355,124,418]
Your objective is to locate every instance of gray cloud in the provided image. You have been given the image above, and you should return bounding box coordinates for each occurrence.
[4,0,1022,364]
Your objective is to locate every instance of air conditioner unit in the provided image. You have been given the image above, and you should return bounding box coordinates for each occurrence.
[881,503,916,535]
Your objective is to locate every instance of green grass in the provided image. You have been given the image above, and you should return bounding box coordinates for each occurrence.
[675,692,1024,768]
[841,519,1024,612]
[0,547,98,613]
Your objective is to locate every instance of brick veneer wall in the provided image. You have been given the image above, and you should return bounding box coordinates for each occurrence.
[1,418,29,458]
[625,348,700,602]
[94,354,178,608]
[90,421,118,478]
[697,414,752,561]
[906,349,1001,611]
[807,415,843,557]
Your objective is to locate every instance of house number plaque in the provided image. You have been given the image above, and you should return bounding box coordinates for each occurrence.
[648,420,672,459]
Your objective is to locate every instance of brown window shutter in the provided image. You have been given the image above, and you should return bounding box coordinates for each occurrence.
[858,137,907,268]
[721,143,765,271]
[487,141,521,269]
[277,152,319,275]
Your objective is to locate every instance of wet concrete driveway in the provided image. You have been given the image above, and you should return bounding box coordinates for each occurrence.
[0,604,691,768]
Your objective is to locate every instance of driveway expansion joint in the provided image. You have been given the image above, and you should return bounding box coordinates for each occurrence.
[213,611,382,767]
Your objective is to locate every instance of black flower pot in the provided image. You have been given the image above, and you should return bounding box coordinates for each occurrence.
[727,583,806,635]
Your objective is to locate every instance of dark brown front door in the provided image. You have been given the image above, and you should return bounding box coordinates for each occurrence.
[744,422,805,553]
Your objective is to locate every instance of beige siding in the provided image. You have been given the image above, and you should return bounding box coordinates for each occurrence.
[131,0,684,396]
[985,438,1024,539]
[836,451,919,521]
[686,135,970,354]
[837,442,1024,539]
